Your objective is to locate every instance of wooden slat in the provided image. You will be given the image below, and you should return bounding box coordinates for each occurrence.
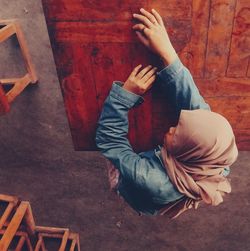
[6,74,31,103]
[0,24,16,43]
[58,229,69,251]
[69,238,76,251]
[0,202,15,229]
[195,77,250,97]
[179,0,210,77]
[34,237,42,251]
[0,194,18,203]
[205,0,237,77]
[227,0,250,77]
[129,43,154,152]
[0,78,23,84]
[35,226,69,234]
[0,202,28,251]
[234,129,250,150]
[15,235,26,251]
[23,202,36,236]
[0,230,33,251]
[206,96,250,129]
[58,43,100,150]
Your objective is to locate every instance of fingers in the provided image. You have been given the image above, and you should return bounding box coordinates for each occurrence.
[132,23,145,32]
[139,8,158,25]
[133,13,154,29]
[144,74,156,88]
[130,64,142,77]
[152,9,164,27]
[141,67,157,82]
[136,65,154,79]
[135,31,150,47]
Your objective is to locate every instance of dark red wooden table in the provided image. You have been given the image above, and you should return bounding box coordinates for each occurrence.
[42,0,250,151]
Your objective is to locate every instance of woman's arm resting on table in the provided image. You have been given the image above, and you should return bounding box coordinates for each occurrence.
[95,65,157,184]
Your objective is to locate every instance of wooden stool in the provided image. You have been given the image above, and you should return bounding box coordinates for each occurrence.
[0,19,38,115]
[0,194,81,251]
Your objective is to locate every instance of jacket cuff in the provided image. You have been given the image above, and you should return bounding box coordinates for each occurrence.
[110,81,144,108]
[156,55,184,82]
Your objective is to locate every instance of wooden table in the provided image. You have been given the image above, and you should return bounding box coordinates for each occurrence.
[41,0,250,151]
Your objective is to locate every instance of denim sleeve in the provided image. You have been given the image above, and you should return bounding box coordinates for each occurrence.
[95,81,150,181]
[156,56,211,111]
[95,82,185,202]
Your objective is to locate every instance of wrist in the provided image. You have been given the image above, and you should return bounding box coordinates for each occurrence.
[122,84,140,95]
[160,49,178,67]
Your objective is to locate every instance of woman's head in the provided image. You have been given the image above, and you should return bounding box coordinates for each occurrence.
[161,109,238,209]
[163,109,238,167]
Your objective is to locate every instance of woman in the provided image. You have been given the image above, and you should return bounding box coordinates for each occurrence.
[95,8,238,219]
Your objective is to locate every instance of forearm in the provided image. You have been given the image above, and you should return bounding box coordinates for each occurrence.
[95,81,144,178]
[160,46,178,67]
[157,55,211,111]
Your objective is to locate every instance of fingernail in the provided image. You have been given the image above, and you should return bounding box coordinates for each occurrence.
[140,8,144,11]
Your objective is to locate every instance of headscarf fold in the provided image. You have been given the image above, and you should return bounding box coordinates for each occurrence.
[160,109,238,219]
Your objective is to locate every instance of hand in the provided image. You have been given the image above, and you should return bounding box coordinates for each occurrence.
[123,64,157,95]
[132,8,177,66]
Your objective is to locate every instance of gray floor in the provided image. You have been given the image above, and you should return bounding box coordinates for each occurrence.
[0,1,250,250]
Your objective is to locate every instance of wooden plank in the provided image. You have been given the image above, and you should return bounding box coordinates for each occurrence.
[34,237,42,251]
[129,43,154,152]
[42,0,147,21]
[35,226,69,234]
[6,74,31,103]
[0,194,18,204]
[234,129,250,150]
[48,21,135,43]
[69,233,80,251]
[69,238,76,251]
[15,235,26,251]
[0,78,23,84]
[56,43,100,150]
[205,0,237,77]
[47,17,192,52]
[179,0,210,77]
[0,202,15,229]
[41,0,194,22]
[58,229,69,251]
[0,24,16,43]
[195,77,250,97]
[227,0,250,77]
[0,202,28,251]
[0,230,33,251]
[206,96,250,129]
[23,202,36,236]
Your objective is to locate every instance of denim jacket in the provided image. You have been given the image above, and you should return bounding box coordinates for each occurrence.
[95,56,230,216]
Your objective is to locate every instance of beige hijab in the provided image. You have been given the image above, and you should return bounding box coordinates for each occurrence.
[160,109,239,218]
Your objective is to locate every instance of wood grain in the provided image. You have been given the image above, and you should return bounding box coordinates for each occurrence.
[42,0,250,151]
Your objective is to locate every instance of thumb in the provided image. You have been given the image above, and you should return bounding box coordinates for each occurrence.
[135,31,150,48]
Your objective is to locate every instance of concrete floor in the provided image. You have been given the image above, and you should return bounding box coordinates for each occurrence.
[0,0,250,250]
